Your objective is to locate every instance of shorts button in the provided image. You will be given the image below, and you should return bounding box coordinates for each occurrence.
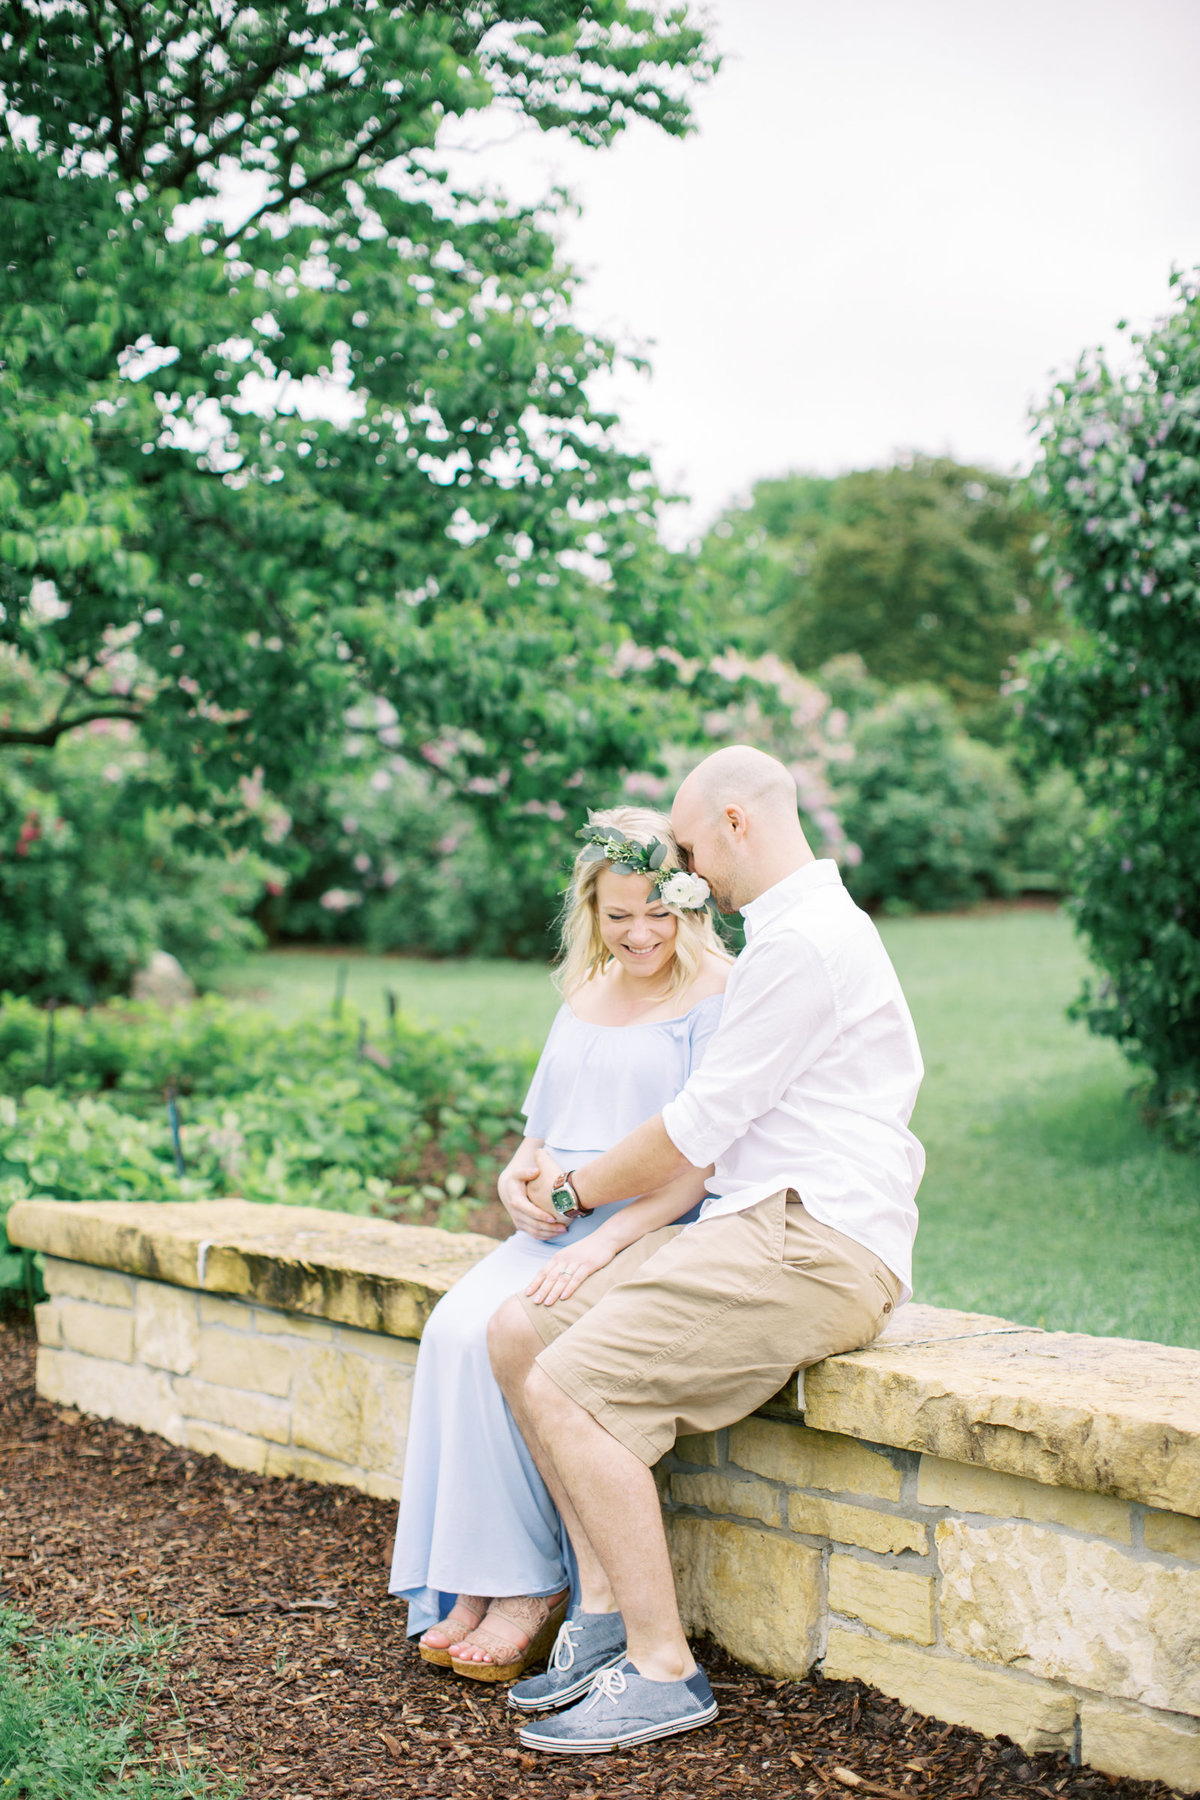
[882,1301,892,1313]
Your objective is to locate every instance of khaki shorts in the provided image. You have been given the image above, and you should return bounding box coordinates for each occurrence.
[520,1190,901,1467]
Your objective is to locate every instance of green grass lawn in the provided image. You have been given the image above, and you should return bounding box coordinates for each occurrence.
[220,912,1200,1348]
[218,946,561,1054]
[0,1610,240,1799]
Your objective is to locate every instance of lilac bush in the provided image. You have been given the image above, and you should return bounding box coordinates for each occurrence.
[1017,271,1200,1144]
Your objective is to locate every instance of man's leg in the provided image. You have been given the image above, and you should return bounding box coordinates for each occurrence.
[523,1360,693,1681]
[501,1194,898,1683]
[487,1297,617,1618]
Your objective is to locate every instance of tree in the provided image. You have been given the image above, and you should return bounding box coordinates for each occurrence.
[0,3,723,860]
[1017,272,1200,1143]
[696,458,1057,729]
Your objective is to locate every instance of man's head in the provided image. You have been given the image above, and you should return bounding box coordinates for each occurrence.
[670,745,814,914]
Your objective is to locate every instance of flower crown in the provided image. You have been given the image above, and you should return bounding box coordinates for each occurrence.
[575,822,712,913]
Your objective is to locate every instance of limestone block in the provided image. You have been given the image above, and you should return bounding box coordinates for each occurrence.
[1144,1510,1200,1562]
[42,1257,135,1309]
[264,1443,365,1490]
[357,1360,417,1478]
[7,1198,495,1340]
[184,1421,267,1475]
[822,1629,1076,1754]
[729,1417,902,1501]
[291,1344,413,1476]
[290,1344,370,1466]
[336,1323,420,1366]
[365,1470,405,1504]
[666,1513,821,1680]
[134,1281,199,1375]
[1081,1699,1200,1795]
[918,1456,1132,1542]
[199,1293,255,1329]
[676,1432,721,1468]
[670,1470,781,1528]
[173,1376,291,1445]
[57,1297,134,1364]
[251,1307,336,1343]
[805,1322,1200,1515]
[938,1518,1200,1713]
[34,1301,61,1349]
[196,1332,294,1398]
[35,1346,181,1443]
[787,1493,927,1556]
[828,1555,934,1644]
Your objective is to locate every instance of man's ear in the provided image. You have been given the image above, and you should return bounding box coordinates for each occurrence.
[724,803,749,839]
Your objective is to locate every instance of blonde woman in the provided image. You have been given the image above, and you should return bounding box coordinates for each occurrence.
[389,808,730,1681]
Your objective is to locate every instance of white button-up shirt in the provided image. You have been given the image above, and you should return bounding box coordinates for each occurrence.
[661,860,925,1297]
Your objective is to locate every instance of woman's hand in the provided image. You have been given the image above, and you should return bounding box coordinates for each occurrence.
[499,1160,566,1241]
[525,1232,616,1306]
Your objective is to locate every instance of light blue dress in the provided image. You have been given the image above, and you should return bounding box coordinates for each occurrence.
[388,993,724,1636]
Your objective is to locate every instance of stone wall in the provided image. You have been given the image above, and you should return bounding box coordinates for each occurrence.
[10,1197,1200,1797]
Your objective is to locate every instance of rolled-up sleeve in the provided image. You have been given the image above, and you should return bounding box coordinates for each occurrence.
[661,928,840,1169]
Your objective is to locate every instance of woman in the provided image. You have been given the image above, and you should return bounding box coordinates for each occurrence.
[389,806,730,1680]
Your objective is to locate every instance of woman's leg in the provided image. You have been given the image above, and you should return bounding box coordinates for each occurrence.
[388,1234,570,1640]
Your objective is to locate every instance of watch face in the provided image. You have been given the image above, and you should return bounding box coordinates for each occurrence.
[549,1185,576,1220]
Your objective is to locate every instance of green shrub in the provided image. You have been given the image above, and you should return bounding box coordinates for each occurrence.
[0,733,270,1000]
[1019,270,1200,1143]
[262,753,569,960]
[831,685,1024,913]
[0,995,532,1301]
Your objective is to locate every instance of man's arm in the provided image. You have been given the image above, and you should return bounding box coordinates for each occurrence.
[528,1113,688,1214]
[528,927,839,1216]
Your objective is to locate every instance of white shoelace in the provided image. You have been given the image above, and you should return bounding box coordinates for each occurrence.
[583,1666,628,1712]
[550,1620,581,1672]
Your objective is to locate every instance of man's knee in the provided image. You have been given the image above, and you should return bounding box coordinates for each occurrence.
[486,1295,539,1390]
[524,1360,578,1431]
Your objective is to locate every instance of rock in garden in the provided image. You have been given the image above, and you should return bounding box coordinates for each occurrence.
[131,950,196,1008]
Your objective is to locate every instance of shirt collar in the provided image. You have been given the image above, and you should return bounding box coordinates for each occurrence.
[740,859,843,941]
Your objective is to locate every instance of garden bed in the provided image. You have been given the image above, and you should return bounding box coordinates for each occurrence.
[0,1315,1180,1800]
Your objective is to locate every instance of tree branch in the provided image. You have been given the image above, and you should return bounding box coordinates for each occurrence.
[0,705,145,748]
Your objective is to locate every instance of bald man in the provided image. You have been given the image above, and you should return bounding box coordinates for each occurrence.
[487,746,925,1752]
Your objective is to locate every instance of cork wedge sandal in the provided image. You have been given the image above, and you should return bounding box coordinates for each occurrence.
[418,1595,490,1668]
[449,1589,570,1684]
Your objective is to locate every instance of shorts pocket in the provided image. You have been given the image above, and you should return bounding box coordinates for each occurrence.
[869,1265,900,1326]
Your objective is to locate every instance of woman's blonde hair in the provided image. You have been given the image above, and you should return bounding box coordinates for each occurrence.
[555,805,731,1002]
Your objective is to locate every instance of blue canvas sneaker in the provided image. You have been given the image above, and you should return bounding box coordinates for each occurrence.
[516,1656,718,1753]
[507,1609,627,1713]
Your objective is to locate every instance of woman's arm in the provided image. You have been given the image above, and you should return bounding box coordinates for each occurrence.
[524,1163,712,1305]
[498,1134,567,1241]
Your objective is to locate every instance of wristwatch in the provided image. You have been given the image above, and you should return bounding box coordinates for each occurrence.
[548,1168,592,1222]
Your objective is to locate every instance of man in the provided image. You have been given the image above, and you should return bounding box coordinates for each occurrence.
[487,744,924,1754]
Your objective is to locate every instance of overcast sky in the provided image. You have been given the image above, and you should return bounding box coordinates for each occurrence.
[440,0,1200,542]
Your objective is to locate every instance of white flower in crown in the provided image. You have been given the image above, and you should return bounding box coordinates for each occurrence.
[658,870,711,911]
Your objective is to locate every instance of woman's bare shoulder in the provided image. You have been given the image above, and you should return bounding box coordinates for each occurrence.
[562,963,617,1024]
[686,949,733,1005]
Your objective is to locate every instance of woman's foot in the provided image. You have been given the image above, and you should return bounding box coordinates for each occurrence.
[449,1587,570,1683]
[418,1594,490,1667]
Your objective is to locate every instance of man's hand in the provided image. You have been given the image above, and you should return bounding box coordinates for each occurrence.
[526,1232,616,1306]
[527,1146,561,1215]
[499,1159,566,1241]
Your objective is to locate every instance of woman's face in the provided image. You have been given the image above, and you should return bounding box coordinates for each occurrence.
[594,866,678,983]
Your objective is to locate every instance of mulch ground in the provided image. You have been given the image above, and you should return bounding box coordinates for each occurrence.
[0,1314,1180,1800]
